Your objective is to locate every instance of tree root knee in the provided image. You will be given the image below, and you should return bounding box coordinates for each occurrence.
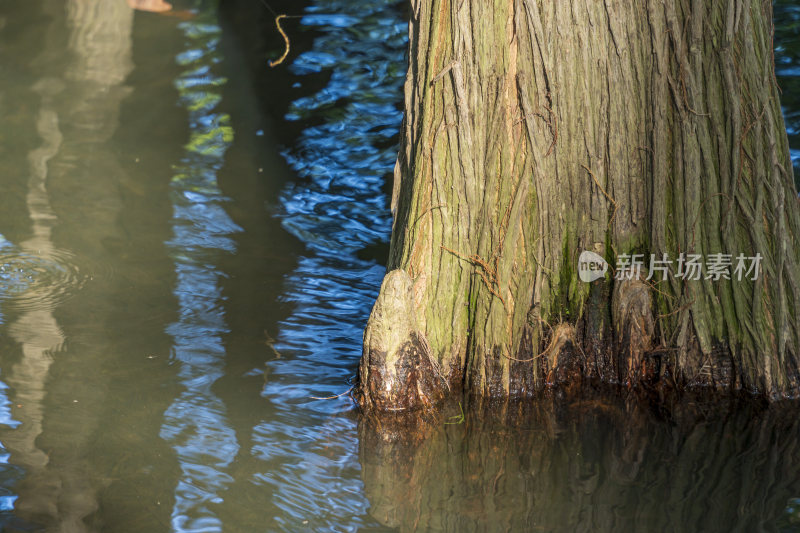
[358,270,446,412]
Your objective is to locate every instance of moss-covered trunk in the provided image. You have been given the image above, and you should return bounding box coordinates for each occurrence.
[358,0,800,409]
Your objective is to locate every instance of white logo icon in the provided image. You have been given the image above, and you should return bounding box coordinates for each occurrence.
[578,251,608,282]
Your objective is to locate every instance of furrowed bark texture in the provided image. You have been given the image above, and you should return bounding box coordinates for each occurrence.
[359,0,800,408]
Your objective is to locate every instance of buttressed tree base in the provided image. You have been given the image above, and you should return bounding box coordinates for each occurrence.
[358,0,800,410]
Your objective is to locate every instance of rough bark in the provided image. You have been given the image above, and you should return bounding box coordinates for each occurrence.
[358,0,800,409]
[359,270,447,411]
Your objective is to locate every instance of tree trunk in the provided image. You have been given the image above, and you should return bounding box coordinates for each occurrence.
[358,0,800,409]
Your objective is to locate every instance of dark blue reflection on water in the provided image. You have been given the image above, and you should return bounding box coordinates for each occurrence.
[0,376,19,526]
[254,255,384,530]
[0,248,20,528]
[161,15,240,532]
[775,0,800,182]
[278,1,405,253]
[250,0,406,529]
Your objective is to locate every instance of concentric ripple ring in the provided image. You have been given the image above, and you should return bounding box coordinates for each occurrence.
[0,249,89,311]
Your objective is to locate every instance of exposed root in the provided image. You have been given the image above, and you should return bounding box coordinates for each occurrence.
[359,270,447,412]
[543,323,583,385]
[612,273,655,384]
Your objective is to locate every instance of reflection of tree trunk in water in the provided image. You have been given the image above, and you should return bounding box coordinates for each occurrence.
[359,395,800,532]
[4,81,67,526]
[1,1,134,530]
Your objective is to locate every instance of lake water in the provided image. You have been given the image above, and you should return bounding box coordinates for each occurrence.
[0,0,798,531]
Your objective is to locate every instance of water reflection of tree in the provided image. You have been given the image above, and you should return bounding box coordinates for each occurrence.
[0,1,180,531]
[159,12,242,532]
[360,392,800,532]
[1,2,134,531]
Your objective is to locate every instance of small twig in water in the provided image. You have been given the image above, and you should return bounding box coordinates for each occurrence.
[269,15,290,67]
[310,386,354,401]
[444,402,465,424]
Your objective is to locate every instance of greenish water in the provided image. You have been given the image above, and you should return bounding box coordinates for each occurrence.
[0,0,796,531]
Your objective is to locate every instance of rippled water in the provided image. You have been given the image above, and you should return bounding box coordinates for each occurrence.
[0,0,797,531]
[777,0,800,185]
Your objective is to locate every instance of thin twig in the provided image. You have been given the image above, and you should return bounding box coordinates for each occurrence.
[582,164,618,229]
[441,245,506,306]
[501,317,556,363]
[515,106,557,156]
[542,104,558,156]
[269,15,290,67]
[310,386,354,400]
[431,60,458,86]
[657,299,695,319]
[444,402,465,424]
